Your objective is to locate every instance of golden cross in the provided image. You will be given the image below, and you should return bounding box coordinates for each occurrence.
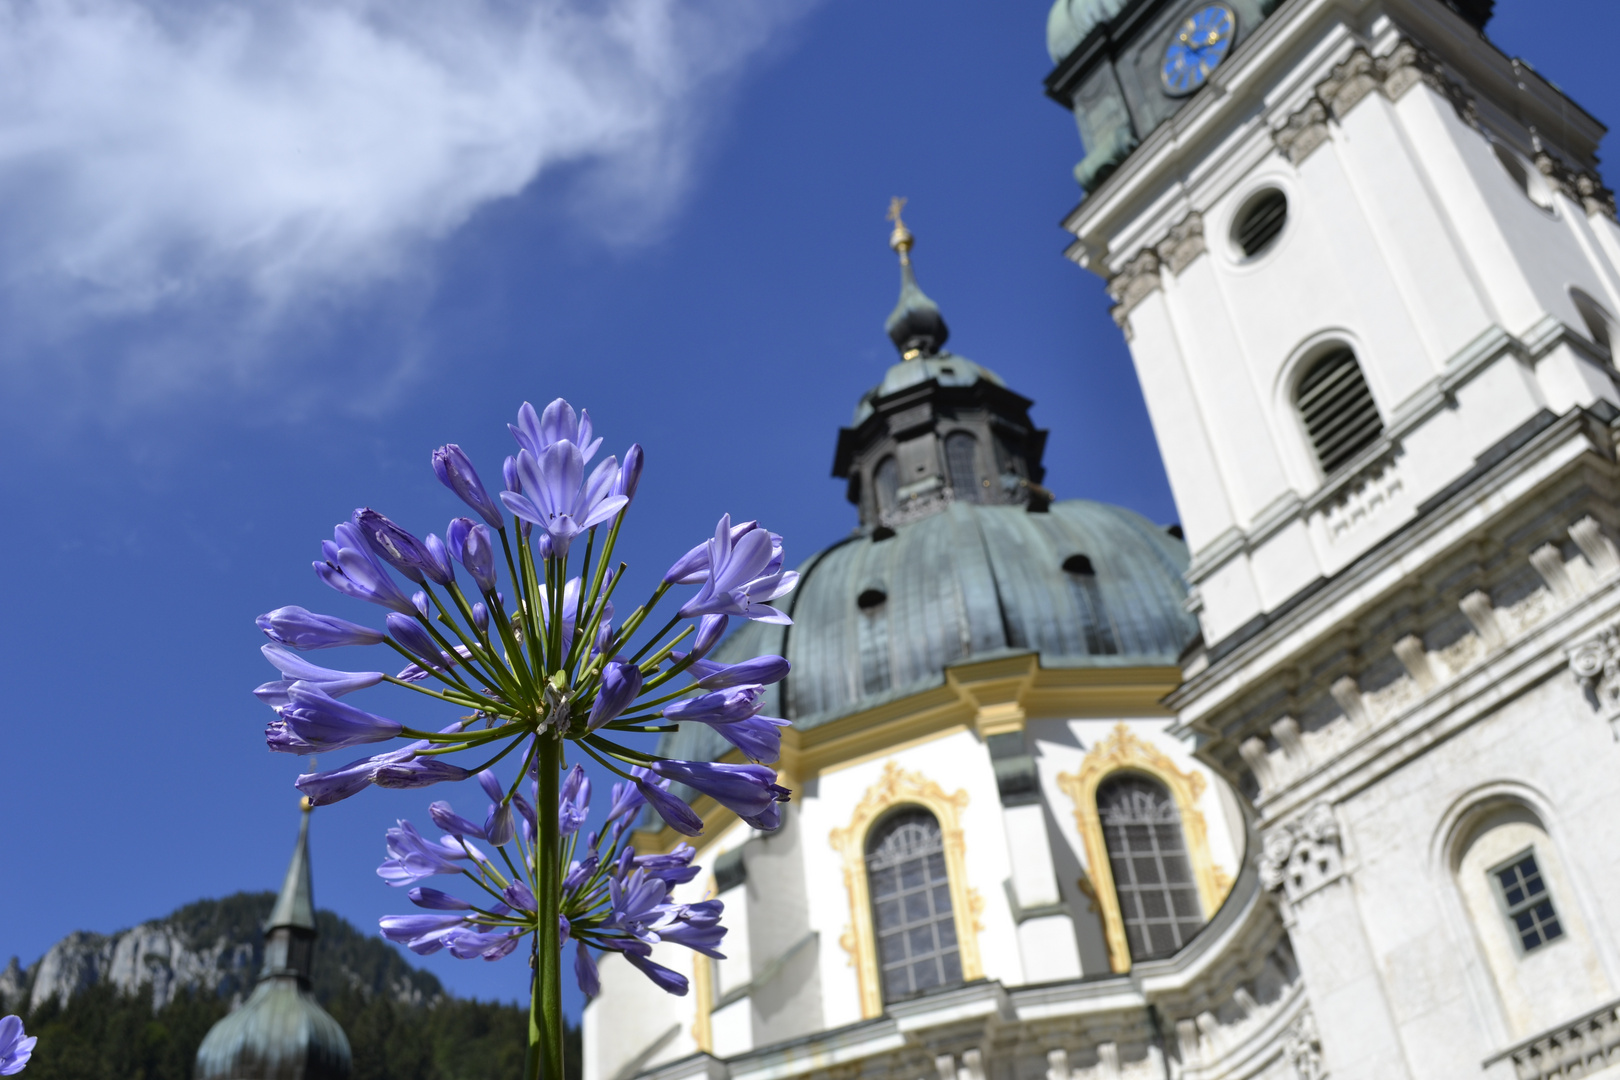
[886,196,908,230]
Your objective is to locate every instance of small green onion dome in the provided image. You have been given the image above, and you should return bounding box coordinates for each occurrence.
[195,808,352,1080]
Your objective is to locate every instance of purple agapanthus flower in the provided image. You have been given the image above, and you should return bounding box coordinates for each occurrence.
[314,522,418,615]
[510,399,602,465]
[409,887,472,910]
[446,518,499,593]
[633,766,706,836]
[257,606,384,650]
[254,644,383,706]
[354,509,440,587]
[433,444,505,528]
[377,820,474,887]
[499,445,627,558]
[684,654,791,690]
[663,686,790,762]
[559,766,590,835]
[647,759,791,831]
[675,515,798,624]
[268,683,403,754]
[0,1015,35,1076]
[586,662,643,732]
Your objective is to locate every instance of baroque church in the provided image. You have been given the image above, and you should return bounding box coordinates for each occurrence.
[586,1,1620,1079]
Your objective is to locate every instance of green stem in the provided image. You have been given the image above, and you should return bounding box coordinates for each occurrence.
[527,735,564,1080]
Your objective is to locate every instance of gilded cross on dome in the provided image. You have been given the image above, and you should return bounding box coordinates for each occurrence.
[887,196,914,261]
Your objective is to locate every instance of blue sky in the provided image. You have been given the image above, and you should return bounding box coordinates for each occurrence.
[0,0,1608,1022]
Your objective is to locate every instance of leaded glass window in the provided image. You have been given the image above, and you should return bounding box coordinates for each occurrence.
[1098,774,1203,960]
[866,808,961,1002]
[1492,850,1565,953]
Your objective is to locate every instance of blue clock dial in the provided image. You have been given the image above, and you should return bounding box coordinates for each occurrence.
[1162,5,1235,95]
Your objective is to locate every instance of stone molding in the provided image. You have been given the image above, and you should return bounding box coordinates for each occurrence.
[1483,995,1620,1080]
[1105,211,1205,329]
[1258,803,1343,906]
[1105,248,1162,330]
[1272,39,1475,166]
[1534,150,1619,221]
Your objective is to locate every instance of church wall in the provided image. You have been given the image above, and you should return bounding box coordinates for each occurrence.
[1319,665,1620,1076]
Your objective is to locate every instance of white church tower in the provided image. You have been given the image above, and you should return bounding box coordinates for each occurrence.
[1049,0,1620,1075]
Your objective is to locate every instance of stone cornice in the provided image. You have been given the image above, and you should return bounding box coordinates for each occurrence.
[1169,401,1619,728]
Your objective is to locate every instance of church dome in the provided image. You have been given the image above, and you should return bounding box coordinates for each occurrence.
[663,499,1195,763]
[1046,0,1130,63]
[194,981,351,1080]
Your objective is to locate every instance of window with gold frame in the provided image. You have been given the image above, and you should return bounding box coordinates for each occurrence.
[829,761,984,1018]
[1057,724,1233,972]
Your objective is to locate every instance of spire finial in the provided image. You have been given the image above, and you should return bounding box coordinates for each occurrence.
[887,197,913,264]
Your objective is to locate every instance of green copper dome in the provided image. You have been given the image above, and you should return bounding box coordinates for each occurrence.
[1046,0,1130,63]
[195,808,352,1080]
[660,500,1196,767]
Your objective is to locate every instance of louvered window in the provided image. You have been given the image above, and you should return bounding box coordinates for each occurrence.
[1235,189,1288,257]
[1098,775,1203,960]
[867,809,961,1002]
[1296,348,1382,474]
[945,432,981,503]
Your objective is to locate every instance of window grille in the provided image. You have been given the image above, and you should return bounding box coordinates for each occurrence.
[945,432,981,503]
[1492,850,1564,953]
[874,456,899,512]
[1098,775,1202,960]
[866,809,961,1002]
[1296,348,1382,474]
[1235,190,1288,257]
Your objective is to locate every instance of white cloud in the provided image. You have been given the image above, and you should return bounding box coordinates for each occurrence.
[0,0,809,320]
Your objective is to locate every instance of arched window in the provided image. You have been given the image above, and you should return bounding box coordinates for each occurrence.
[1451,800,1609,1039]
[944,432,981,503]
[873,456,899,513]
[1296,347,1383,475]
[866,808,961,1002]
[1097,774,1203,960]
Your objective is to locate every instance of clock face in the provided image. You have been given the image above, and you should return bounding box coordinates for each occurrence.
[1161,5,1236,95]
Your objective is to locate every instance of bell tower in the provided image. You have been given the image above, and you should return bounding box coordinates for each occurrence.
[1047,2,1620,1079]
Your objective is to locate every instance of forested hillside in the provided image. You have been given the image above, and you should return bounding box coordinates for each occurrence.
[0,892,579,1080]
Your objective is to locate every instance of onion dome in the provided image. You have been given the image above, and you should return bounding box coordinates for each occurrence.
[883,198,949,360]
[195,805,352,1080]
[1046,0,1130,64]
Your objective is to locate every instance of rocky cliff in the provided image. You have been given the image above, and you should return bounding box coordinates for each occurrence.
[1,891,442,1015]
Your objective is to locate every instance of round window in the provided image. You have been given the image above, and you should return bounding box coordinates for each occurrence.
[1232,188,1288,258]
